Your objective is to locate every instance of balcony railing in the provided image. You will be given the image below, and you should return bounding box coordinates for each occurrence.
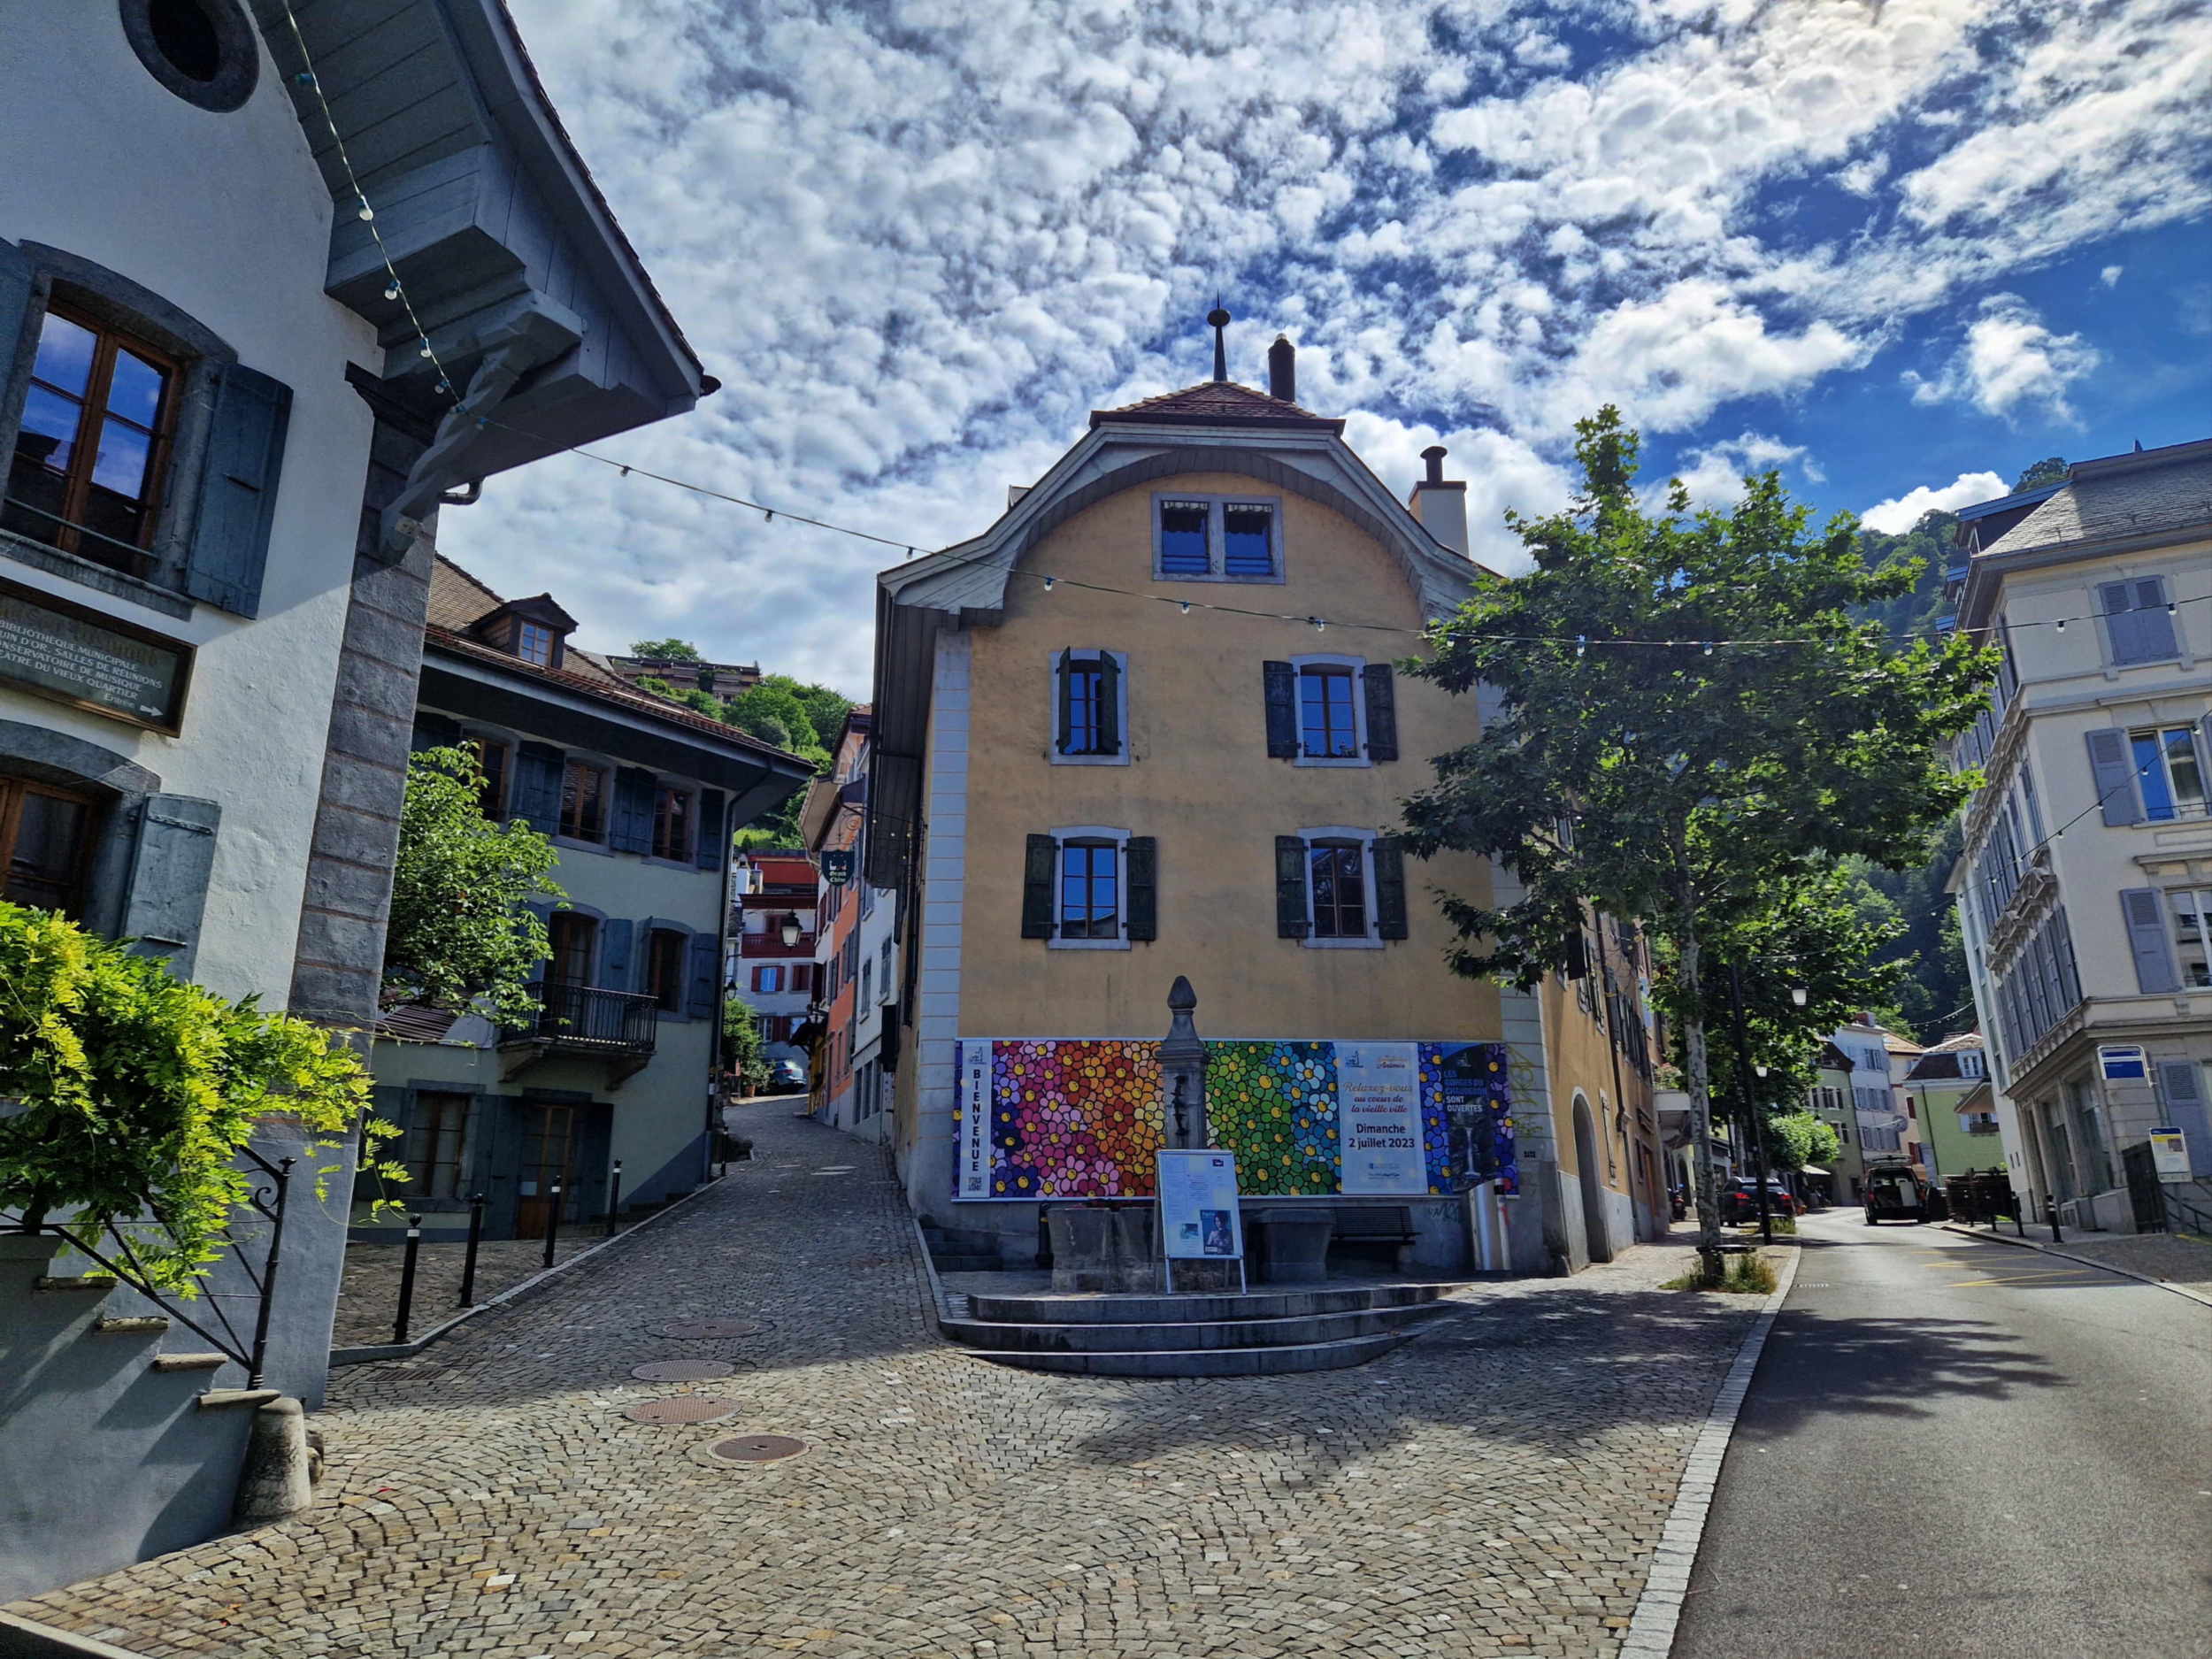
[506,980,658,1055]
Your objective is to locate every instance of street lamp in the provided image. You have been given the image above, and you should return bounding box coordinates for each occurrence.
[1790,986,1809,1007]
[779,914,802,948]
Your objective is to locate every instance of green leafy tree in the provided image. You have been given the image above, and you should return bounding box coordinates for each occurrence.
[724,681,821,751]
[722,995,767,1093]
[2011,457,2068,492]
[629,638,703,662]
[1765,1110,1843,1173]
[1400,407,1995,1252]
[383,748,565,1025]
[0,903,403,1291]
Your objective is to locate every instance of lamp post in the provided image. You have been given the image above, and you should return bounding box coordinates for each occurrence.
[779,914,803,949]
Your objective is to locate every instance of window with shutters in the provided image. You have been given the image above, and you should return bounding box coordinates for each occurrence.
[1023,827,1151,949]
[0,775,96,917]
[2171,887,2212,988]
[465,736,509,818]
[1271,656,1397,765]
[4,306,177,574]
[2131,725,2207,821]
[559,761,608,841]
[2096,576,2179,666]
[647,927,687,1011]
[1059,841,1119,940]
[1151,492,1281,581]
[754,964,783,994]
[1050,649,1127,764]
[547,911,596,987]
[1299,664,1361,760]
[1279,826,1407,949]
[1309,841,1368,939]
[403,1091,471,1200]
[651,786,693,860]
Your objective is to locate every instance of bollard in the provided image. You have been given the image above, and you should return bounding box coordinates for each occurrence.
[457,1192,487,1307]
[393,1215,424,1344]
[605,1159,624,1239]
[2016,1202,2027,1239]
[542,1180,563,1269]
[2045,1195,2062,1246]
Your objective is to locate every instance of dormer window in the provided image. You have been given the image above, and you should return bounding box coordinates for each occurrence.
[1152,492,1281,582]
[516,618,555,666]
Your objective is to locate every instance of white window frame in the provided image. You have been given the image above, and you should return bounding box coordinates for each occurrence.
[1048,825,1132,951]
[1048,649,1130,767]
[2130,723,2208,822]
[1291,654,1370,768]
[1300,825,1383,950]
[1149,491,1285,584]
[2172,886,2212,988]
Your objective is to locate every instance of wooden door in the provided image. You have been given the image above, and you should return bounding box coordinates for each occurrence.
[514,1104,577,1240]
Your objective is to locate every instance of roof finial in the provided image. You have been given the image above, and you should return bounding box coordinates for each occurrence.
[1207,301,1231,382]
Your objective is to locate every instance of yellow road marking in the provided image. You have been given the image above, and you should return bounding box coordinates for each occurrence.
[1947,1271,2108,1286]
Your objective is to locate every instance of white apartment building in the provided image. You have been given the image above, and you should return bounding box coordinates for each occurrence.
[1831,1018,1913,1159]
[1947,438,2212,1232]
[727,849,818,1064]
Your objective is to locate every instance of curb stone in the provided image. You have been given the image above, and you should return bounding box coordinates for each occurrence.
[1619,1244,1801,1657]
[1938,1221,2212,1310]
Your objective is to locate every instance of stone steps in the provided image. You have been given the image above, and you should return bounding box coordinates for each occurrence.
[947,1280,1464,1378]
[930,1253,1003,1273]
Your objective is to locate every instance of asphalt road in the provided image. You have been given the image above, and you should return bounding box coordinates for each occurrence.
[1673,1208,2212,1659]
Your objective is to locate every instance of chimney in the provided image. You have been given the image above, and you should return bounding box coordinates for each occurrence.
[1268,334,1296,404]
[1408,443,1469,556]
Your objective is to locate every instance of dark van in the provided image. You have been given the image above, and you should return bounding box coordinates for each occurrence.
[1863,1160,1931,1225]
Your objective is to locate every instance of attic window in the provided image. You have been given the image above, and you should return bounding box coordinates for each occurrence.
[515,619,556,666]
[1152,493,1282,583]
[121,0,259,113]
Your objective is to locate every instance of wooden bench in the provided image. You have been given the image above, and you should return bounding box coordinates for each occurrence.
[1331,1205,1417,1264]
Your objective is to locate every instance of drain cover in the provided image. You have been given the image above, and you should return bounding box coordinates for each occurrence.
[625,1396,741,1425]
[631,1360,737,1382]
[710,1433,807,1463]
[652,1319,768,1339]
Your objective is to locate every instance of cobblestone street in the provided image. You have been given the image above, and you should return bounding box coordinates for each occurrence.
[12,1103,1763,1659]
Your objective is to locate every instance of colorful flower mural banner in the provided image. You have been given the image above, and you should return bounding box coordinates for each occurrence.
[953,1038,1513,1201]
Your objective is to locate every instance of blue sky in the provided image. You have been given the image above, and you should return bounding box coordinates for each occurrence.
[442,0,2212,693]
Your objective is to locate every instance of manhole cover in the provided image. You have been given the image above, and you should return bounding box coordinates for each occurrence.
[652,1319,768,1339]
[625,1396,741,1425]
[710,1433,808,1463]
[631,1360,737,1381]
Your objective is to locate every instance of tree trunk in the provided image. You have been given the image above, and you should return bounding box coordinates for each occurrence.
[1671,873,1723,1261]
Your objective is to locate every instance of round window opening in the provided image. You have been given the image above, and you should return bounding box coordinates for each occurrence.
[121,0,258,112]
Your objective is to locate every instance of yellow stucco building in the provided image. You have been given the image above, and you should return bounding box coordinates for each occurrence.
[864,335,1663,1274]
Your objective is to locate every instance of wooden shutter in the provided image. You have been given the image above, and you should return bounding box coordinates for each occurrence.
[695,789,726,869]
[686,933,719,1018]
[2119,887,2179,994]
[1263,661,1297,757]
[511,742,565,829]
[2131,577,2178,660]
[1125,835,1156,941]
[2154,1060,2212,1177]
[1095,651,1122,756]
[1021,833,1056,938]
[120,794,219,979]
[1372,839,1409,940]
[1362,664,1399,762]
[597,918,634,992]
[2084,729,2141,826]
[611,767,656,854]
[410,713,462,754]
[1054,648,1074,754]
[0,241,35,432]
[1274,835,1310,938]
[183,361,292,618]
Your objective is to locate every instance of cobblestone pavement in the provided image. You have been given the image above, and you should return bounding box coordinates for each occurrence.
[334,1236,603,1350]
[12,1105,1763,1659]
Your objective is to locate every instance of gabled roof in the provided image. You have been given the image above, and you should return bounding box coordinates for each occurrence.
[1092,379,1342,433]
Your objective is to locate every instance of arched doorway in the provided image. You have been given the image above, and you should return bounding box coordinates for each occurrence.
[1571,1094,1611,1263]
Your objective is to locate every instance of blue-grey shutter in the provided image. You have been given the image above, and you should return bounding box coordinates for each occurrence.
[410,712,462,753]
[2101,578,2177,665]
[1095,651,1122,756]
[1263,661,1296,757]
[2155,1060,2212,1178]
[1275,835,1310,939]
[695,789,726,869]
[511,742,564,829]
[183,362,291,618]
[1362,664,1398,762]
[120,794,219,979]
[1125,835,1156,941]
[611,767,655,854]
[685,933,718,1018]
[2119,887,2179,994]
[0,240,35,434]
[597,918,634,992]
[2085,729,2140,826]
[1021,834,1056,938]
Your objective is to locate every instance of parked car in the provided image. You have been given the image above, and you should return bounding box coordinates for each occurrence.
[766,1058,807,1094]
[1718,1179,1801,1224]
[1863,1159,1932,1224]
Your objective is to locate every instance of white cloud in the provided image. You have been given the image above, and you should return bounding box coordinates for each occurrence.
[1663,432,1821,509]
[2101,265,2124,287]
[1858,470,2009,534]
[426,0,2207,690]
[1902,294,2101,423]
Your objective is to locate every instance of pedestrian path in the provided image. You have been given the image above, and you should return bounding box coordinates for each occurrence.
[12,1105,1763,1659]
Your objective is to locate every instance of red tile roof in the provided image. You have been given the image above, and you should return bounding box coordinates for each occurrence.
[1090,379,1343,432]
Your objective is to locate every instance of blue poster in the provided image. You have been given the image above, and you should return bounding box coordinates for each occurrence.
[1419,1042,1517,1195]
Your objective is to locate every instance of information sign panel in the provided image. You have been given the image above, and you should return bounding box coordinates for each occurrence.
[0,577,190,733]
[2149,1128,2191,1181]
[1157,1149,1243,1260]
